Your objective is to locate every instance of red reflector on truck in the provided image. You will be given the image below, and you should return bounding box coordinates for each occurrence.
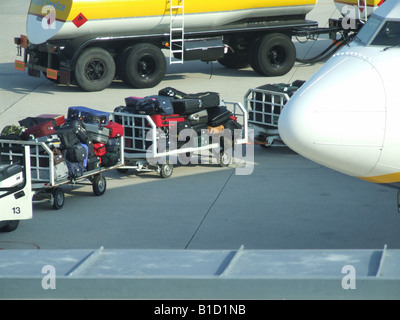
[20,35,28,49]
[15,60,25,71]
[46,69,58,80]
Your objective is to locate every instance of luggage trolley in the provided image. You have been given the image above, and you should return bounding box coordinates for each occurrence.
[244,82,303,147]
[0,138,124,210]
[113,101,248,178]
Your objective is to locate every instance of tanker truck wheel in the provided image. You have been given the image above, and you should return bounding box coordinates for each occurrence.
[250,33,296,77]
[121,43,166,88]
[75,47,116,92]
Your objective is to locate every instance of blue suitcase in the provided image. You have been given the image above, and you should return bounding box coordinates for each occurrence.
[68,106,110,125]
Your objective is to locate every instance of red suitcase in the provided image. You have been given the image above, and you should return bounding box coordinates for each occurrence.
[104,121,124,138]
[37,114,65,127]
[22,120,56,139]
[150,114,186,127]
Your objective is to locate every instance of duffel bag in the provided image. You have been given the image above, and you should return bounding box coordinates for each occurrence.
[65,143,88,165]
[101,152,119,167]
[65,160,84,180]
[135,95,174,115]
[1,125,26,137]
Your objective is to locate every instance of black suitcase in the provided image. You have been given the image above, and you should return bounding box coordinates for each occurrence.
[106,138,121,153]
[185,92,219,108]
[56,127,80,149]
[176,120,191,133]
[158,87,186,99]
[18,115,65,129]
[86,137,96,158]
[172,99,202,115]
[19,117,52,128]
[223,119,242,132]
[207,106,232,127]
[87,156,100,171]
[159,87,220,108]
[187,110,208,125]
[62,119,88,144]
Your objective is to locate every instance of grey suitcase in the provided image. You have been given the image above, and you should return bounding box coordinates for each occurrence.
[85,123,110,143]
[35,134,61,149]
[54,161,69,181]
[187,110,208,125]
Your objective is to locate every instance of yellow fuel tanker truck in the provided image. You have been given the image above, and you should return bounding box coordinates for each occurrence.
[15,0,319,91]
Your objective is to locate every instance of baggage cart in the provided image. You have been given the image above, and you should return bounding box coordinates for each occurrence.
[0,138,124,210]
[244,86,297,147]
[113,101,248,178]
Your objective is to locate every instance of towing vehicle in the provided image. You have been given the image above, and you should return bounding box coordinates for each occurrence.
[0,145,33,232]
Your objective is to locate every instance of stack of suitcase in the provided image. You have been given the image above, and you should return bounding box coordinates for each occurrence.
[0,108,124,181]
[115,87,242,150]
[63,107,123,178]
[249,80,305,124]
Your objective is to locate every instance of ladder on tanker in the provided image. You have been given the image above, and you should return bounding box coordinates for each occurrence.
[358,0,368,23]
[169,0,185,64]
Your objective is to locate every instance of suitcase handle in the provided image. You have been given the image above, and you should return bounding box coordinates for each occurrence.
[161,115,186,120]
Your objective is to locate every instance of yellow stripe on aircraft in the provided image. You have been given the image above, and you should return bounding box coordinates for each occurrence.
[359,172,400,184]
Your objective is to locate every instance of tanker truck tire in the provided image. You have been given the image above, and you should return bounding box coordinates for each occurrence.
[75,47,116,92]
[121,43,166,89]
[250,33,296,77]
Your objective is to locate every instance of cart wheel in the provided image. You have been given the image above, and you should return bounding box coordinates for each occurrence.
[0,220,19,232]
[92,174,107,196]
[260,143,271,149]
[219,149,232,167]
[52,187,65,210]
[159,163,173,179]
[219,138,232,167]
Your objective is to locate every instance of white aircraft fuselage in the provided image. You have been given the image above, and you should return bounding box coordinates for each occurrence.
[279,0,400,187]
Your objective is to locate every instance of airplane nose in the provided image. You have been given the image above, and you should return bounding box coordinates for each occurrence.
[279,52,386,177]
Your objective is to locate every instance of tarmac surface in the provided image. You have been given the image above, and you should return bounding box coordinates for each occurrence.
[1,0,400,252]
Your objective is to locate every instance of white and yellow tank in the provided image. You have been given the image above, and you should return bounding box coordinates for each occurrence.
[27,0,318,44]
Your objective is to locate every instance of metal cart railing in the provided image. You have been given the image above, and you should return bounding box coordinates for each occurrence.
[0,138,124,210]
[244,87,291,147]
[113,101,248,178]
